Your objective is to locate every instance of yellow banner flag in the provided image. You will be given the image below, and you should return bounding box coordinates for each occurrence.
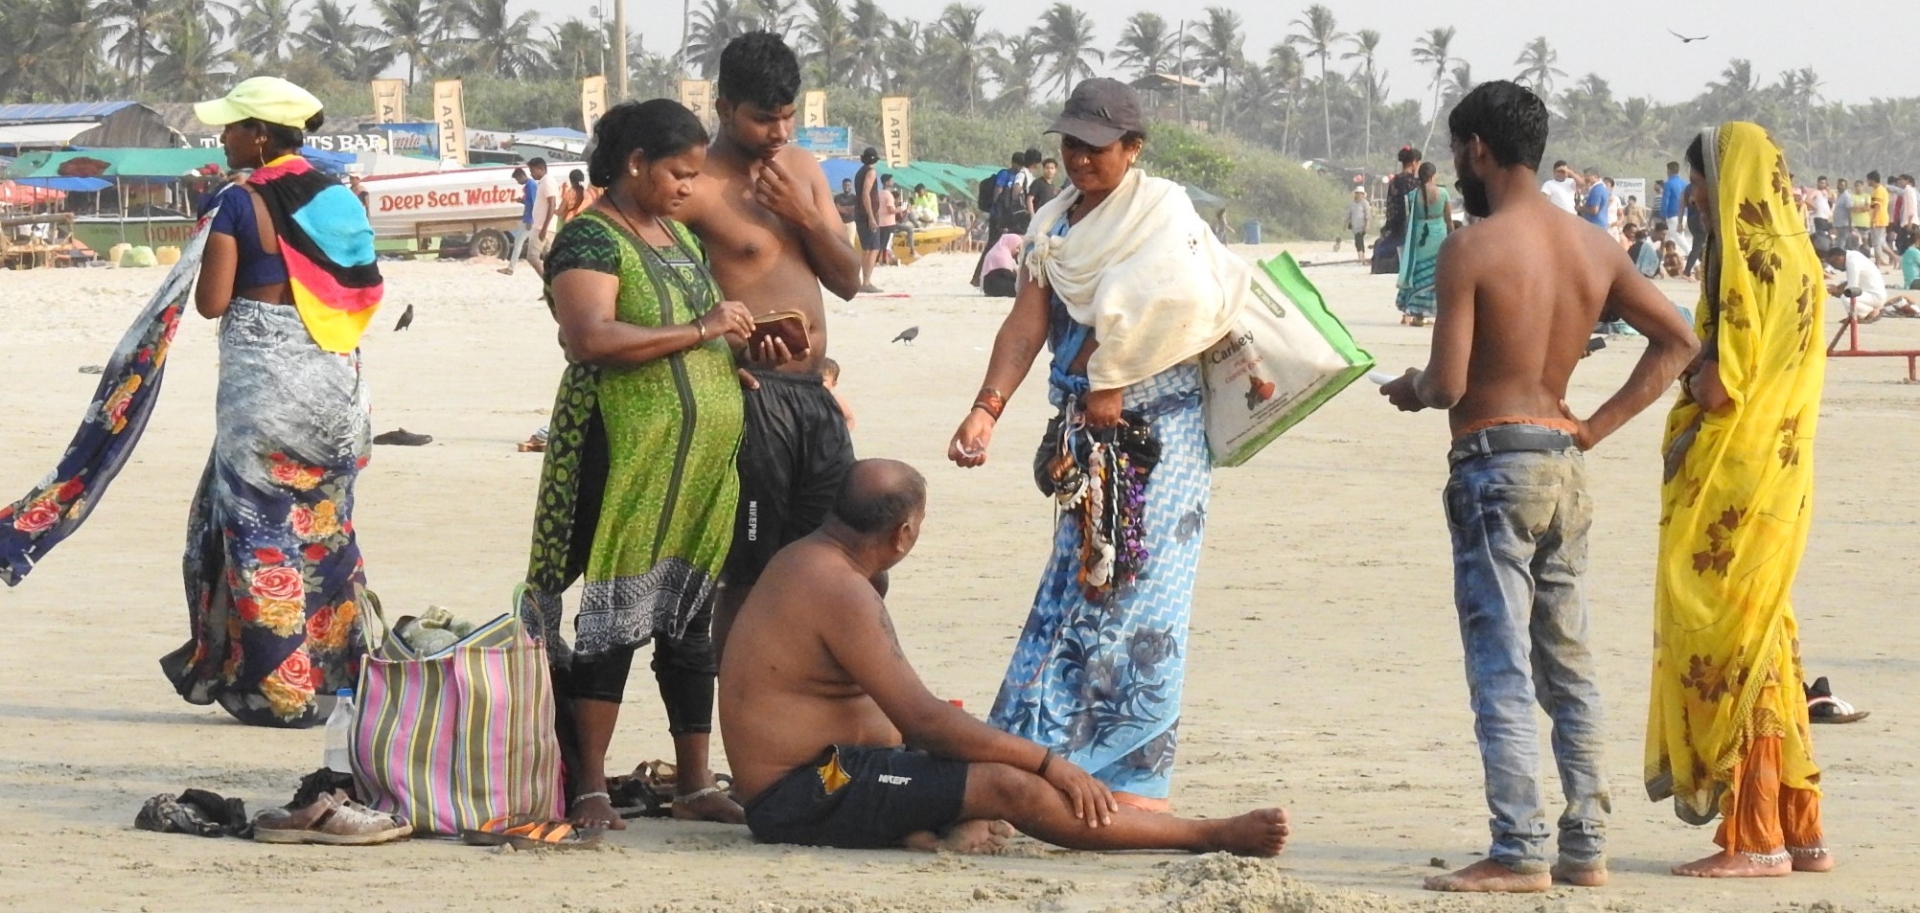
[432,79,467,165]
[880,96,912,168]
[370,79,406,124]
[581,75,608,134]
[803,90,827,128]
[678,79,714,131]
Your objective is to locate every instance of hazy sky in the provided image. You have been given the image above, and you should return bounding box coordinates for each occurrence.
[566,0,1911,111]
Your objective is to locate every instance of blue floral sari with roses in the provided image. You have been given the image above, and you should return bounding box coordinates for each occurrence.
[987,216,1211,801]
[2,200,374,728]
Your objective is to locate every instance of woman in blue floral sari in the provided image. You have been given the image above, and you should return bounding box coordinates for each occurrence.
[948,79,1246,811]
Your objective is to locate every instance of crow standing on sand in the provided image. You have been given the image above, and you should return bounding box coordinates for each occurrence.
[393,303,414,331]
[891,325,919,345]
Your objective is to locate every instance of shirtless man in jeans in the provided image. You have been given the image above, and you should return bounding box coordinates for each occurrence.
[1380,81,1698,894]
[719,459,1290,856]
[675,32,864,662]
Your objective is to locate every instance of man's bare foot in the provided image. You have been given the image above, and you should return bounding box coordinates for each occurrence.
[671,785,746,824]
[1793,849,1837,873]
[1551,861,1609,887]
[1671,850,1791,878]
[1423,858,1551,893]
[905,819,1015,854]
[570,792,627,831]
[497,267,514,275]
[1201,807,1289,857]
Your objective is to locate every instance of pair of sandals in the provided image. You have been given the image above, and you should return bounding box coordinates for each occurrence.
[603,760,734,819]
[1806,676,1870,724]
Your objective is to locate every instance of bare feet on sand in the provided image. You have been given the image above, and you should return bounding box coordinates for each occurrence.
[570,792,627,831]
[1423,858,1551,893]
[1671,850,1791,878]
[1205,808,1291,857]
[1551,861,1609,887]
[905,819,1016,853]
[1794,850,1838,873]
[671,785,747,825]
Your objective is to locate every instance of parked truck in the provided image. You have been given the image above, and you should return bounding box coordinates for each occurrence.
[360,163,582,259]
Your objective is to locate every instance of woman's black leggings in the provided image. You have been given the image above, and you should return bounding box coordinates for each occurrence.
[563,599,715,736]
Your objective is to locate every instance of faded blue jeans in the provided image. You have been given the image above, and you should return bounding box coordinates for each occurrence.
[1443,435,1609,874]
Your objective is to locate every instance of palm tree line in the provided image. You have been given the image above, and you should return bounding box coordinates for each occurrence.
[0,0,1906,173]
[0,0,678,103]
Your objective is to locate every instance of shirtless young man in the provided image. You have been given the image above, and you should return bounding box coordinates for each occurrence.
[675,32,864,661]
[719,459,1289,856]
[1380,81,1698,894]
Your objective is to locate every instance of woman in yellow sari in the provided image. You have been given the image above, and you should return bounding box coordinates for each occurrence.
[1647,122,1835,878]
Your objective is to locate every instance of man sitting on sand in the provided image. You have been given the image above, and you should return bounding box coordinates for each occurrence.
[718,459,1290,857]
[1382,81,1697,894]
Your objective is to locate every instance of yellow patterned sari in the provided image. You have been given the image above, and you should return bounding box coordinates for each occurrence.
[1645,123,1826,854]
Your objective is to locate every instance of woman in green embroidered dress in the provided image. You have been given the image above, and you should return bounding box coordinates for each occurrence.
[518,100,756,829]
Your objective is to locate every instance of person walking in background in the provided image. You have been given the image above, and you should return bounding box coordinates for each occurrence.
[1376,146,1422,274]
[519,100,755,831]
[1650,122,1837,880]
[1542,160,1579,214]
[854,147,884,293]
[1867,171,1892,264]
[1807,175,1834,239]
[1348,187,1371,263]
[1848,179,1872,254]
[1396,162,1450,326]
[1579,167,1611,230]
[559,168,597,223]
[500,166,537,275]
[1659,160,1689,233]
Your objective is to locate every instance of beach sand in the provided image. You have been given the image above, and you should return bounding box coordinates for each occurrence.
[1,244,1914,913]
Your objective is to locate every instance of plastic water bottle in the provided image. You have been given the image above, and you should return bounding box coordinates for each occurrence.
[323,688,354,774]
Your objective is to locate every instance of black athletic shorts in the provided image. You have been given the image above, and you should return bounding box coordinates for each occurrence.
[723,370,855,587]
[855,220,881,251]
[744,745,970,848]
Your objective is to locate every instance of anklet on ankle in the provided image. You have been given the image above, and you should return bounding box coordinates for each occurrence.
[1789,846,1830,859]
[1741,849,1791,866]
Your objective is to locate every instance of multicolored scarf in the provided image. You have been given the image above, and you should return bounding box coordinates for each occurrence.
[250,155,382,353]
[0,216,210,585]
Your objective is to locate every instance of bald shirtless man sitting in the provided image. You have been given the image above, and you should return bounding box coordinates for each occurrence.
[1381,82,1697,894]
[719,459,1289,856]
[675,33,867,663]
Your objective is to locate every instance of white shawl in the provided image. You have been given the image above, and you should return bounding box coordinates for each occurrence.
[1023,168,1251,391]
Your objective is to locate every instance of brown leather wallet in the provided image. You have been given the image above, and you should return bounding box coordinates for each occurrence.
[748,310,811,355]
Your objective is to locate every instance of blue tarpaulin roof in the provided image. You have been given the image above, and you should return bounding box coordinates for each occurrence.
[13,176,111,192]
[0,101,137,124]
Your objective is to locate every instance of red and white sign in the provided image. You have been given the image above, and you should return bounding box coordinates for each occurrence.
[359,164,582,237]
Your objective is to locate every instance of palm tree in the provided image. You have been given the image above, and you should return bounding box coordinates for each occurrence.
[0,0,54,101]
[1113,11,1176,80]
[1342,28,1381,160]
[235,0,299,65]
[740,0,799,33]
[1442,61,1473,110]
[543,16,602,79]
[40,0,108,97]
[685,0,749,78]
[929,4,995,114]
[456,0,542,78]
[149,10,228,101]
[293,0,373,75]
[1704,58,1765,124]
[103,0,170,94]
[1411,26,1455,156]
[1267,42,1304,157]
[1612,96,1667,160]
[1514,36,1565,99]
[988,29,1042,112]
[796,0,853,87]
[374,0,438,86]
[1286,4,1343,159]
[1034,2,1101,102]
[1184,6,1243,133]
[843,0,887,91]
[877,16,918,92]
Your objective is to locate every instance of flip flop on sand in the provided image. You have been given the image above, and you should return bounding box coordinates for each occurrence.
[1806,676,1870,724]
[252,790,411,846]
[460,817,603,850]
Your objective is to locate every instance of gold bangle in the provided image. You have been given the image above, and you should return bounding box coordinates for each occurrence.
[694,321,707,343]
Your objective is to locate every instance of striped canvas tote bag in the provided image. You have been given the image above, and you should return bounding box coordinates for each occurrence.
[349,590,565,835]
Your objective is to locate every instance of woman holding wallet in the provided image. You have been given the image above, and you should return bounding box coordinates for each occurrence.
[517,99,755,829]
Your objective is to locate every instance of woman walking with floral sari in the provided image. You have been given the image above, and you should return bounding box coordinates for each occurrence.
[1396,162,1450,326]
[1647,122,1836,878]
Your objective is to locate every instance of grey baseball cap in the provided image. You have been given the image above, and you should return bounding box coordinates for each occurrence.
[1046,78,1145,147]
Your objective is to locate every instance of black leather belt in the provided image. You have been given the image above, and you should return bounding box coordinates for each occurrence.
[1449,425,1576,465]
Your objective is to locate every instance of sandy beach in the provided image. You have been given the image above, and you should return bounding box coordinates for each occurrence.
[0,243,1914,913]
